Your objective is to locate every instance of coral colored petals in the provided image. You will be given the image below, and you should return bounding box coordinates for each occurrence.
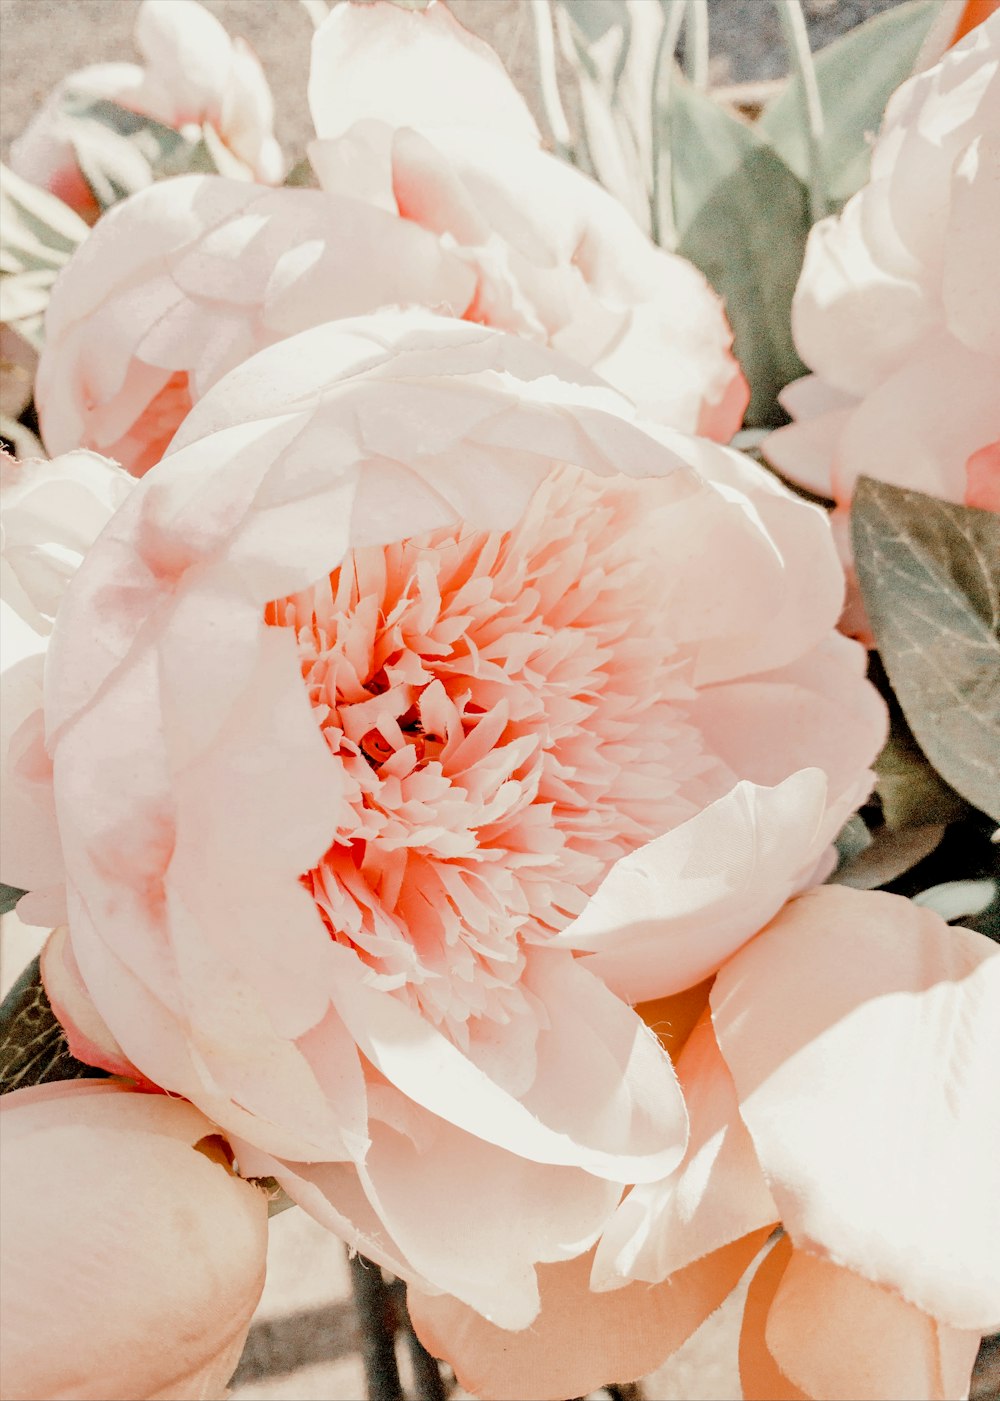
[765,1249,985,1401]
[739,1237,808,1401]
[410,1231,772,1401]
[593,1017,777,1289]
[711,886,1000,1331]
[0,1082,267,1401]
[327,944,687,1184]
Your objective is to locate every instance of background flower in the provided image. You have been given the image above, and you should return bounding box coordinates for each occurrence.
[411,886,1000,1401]
[764,15,1000,522]
[9,0,283,221]
[0,1079,268,1401]
[34,0,746,477]
[8,314,882,1325]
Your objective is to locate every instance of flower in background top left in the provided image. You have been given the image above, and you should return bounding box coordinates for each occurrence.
[8,0,284,222]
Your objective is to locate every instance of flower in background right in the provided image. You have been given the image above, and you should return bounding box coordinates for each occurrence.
[764,11,999,633]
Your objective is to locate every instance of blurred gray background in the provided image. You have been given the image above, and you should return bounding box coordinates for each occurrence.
[1,0,915,164]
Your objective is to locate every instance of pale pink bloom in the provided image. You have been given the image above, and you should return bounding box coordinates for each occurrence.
[0,1078,268,1401]
[765,14,1000,595]
[9,0,283,220]
[0,448,133,927]
[7,316,882,1323]
[35,1,745,478]
[411,886,1000,1401]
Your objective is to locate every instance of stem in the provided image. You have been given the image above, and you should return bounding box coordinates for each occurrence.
[685,0,710,89]
[391,1281,449,1401]
[349,1254,404,1401]
[774,0,826,223]
[650,0,689,248]
[530,0,574,160]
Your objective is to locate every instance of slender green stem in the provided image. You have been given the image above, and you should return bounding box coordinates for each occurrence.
[530,0,574,160]
[774,0,826,223]
[348,1254,404,1401]
[685,0,710,90]
[650,0,689,249]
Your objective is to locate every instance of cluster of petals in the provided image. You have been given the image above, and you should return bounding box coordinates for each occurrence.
[411,885,1000,1401]
[1,313,884,1325]
[34,0,747,476]
[765,15,1000,543]
[9,0,283,220]
[0,1078,268,1401]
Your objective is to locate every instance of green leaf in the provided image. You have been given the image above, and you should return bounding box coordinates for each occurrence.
[853,478,1000,823]
[832,822,945,890]
[758,1,944,210]
[667,79,809,426]
[0,883,26,917]
[875,724,969,829]
[0,163,89,272]
[0,956,110,1094]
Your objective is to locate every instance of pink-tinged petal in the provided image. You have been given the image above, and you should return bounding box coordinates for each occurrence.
[560,770,833,1001]
[132,0,233,125]
[0,1081,268,1401]
[308,0,538,148]
[766,1248,985,1401]
[353,1085,622,1328]
[740,1237,808,1401]
[661,439,847,683]
[833,337,1000,503]
[712,885,1000,1331]
[410,1231,773,1401]
[594,1016,777,1288]
[691,633,886,827]
[764,376,855,500]
[328,944,687,1183]
[40,926,141,1079]
[943,136,1000,357]
[965,440,1000,509]
[791,198,936,398]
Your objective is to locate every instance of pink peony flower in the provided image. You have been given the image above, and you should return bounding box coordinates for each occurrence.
[0,1078,268,1401]
[764,14,999,580]
[4,315,883,1323]
[35,0,746,477]
[410,886,1000,1401]
[9,0,283,221]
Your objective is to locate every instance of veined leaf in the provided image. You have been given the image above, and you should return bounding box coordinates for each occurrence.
[853,478,1000,823]
[758,0,944,210]
[0,956,109,1094]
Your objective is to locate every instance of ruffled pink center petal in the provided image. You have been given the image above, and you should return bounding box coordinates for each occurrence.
[267,466,713,1038]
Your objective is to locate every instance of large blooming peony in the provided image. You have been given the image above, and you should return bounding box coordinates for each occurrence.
[35,0,746,476]
[0,1079,268,1401]
[9,0,283,221]
[764,14,1000,534]
[411,886,1000,1401]
[3,315,883,1323]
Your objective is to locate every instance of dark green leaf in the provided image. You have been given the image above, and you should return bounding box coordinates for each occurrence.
[0,883,26,917]
[832,822,945,890]
[853,478,1000,823]
[875,724,969,829]
[0,957,109,1094]
[758,1,943,211]
[667,79,809,426]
